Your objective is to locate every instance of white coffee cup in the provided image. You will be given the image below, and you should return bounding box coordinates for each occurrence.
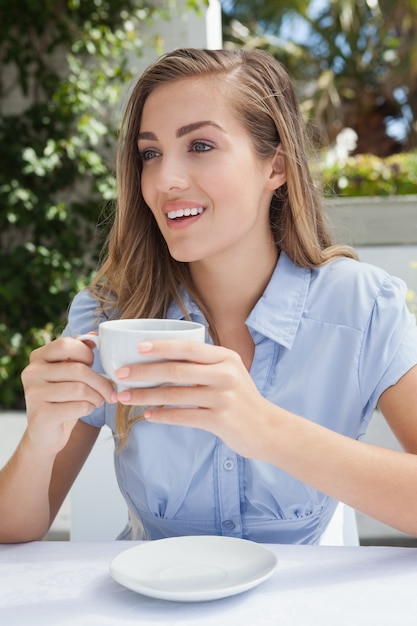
[78,318,205,391]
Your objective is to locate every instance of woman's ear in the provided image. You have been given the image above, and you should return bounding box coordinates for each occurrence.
[266,144,287,190]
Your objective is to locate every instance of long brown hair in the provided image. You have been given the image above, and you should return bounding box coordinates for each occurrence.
[90,48,356,443]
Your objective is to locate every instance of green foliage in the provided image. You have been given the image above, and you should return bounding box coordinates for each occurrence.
[0,0,204,408]
[222,0,417,153]
[321,151,417,197]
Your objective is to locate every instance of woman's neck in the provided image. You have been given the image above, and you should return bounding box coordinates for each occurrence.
[189,243,279,327]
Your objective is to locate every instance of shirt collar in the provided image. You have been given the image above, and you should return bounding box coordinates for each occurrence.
[247,252,311,349]
[166,288,205,324]
[167,252,311,350]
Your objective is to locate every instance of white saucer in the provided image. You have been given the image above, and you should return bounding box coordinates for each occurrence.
[109,535,278,602]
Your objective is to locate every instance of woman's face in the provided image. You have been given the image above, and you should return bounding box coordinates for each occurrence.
[138,76,286,267]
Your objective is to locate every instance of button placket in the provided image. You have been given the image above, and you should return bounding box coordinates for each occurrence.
[216,445,242,536]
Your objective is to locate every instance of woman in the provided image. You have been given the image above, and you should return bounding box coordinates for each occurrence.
[2,48,417,544]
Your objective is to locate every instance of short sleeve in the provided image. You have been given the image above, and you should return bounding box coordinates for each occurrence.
[61,288,101,338]
[61,289,107,428]
[359,274,417,410]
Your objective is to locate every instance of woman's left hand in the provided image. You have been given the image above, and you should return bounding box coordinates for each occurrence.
[114,339,272,458]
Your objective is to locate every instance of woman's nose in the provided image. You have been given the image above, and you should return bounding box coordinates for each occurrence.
[155,156,189,192]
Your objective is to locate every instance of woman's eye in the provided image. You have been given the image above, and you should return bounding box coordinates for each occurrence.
[140,149,159,161]
[191,141,213,153]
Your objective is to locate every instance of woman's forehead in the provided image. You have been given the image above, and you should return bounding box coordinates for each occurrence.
[139,76,236,129]
[146,74,229,103]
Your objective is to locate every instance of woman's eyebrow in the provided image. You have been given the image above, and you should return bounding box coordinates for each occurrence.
[138,120,224,142]
[176,120,224,137]
[138,131,157,141]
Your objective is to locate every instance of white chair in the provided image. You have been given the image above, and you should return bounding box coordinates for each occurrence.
[320,502,360,546]
[70,426,128,540]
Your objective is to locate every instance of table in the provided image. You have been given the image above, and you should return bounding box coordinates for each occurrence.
[1,541,417,625]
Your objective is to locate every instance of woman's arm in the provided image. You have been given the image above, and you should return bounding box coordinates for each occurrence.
[0,337,114,543]
[257,365,417,536]
[0,420,99,542]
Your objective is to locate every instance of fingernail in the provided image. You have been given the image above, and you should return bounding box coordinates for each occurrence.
[138,341,153,353]
[118,390,131,403]
[115,367,130,379]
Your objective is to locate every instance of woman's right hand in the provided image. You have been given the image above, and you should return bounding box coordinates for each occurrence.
[21,337,115,456]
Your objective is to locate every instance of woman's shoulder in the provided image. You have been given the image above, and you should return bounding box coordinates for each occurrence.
[62,288,103,337]
[308,256,408,329]
[313,255,406,295]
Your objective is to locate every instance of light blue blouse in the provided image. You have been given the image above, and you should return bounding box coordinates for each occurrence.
[62,253,417,544]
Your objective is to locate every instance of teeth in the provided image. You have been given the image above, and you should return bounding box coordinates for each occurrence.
[167,207,204,220]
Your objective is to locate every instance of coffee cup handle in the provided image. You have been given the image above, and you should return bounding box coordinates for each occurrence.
[76,332,116,387]
[77,332,99,348]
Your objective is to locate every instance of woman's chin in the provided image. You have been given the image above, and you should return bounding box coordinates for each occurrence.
[167,246,203,264]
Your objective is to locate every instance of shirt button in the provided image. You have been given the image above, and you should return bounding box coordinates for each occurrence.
[222,520,236,531]
[223,459,234,471]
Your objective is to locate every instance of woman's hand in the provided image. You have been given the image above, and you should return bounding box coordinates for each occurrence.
[21,337,115,456]
[114,339,272,458]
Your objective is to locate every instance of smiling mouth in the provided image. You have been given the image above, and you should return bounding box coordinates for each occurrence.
[167,207,204,220]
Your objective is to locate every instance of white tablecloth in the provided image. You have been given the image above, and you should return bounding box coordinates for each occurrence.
[1,541,417,625]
